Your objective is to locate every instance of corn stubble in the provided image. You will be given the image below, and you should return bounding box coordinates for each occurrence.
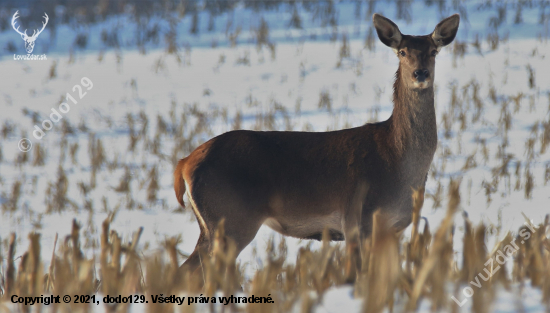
[0,187,548,313]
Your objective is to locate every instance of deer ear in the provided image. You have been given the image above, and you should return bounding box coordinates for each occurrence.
[432,14,460,48]
[372,14,402,49]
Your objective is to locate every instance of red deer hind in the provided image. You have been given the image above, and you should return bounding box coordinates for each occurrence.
[174,13,460,273]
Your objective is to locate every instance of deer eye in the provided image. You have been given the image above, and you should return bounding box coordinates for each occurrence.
[431,50,438,56]
[399,50,406,57]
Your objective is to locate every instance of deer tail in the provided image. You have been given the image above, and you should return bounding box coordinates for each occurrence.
[174,158,187,208]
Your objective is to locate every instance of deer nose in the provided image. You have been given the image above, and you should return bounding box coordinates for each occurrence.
[413,69,429,82]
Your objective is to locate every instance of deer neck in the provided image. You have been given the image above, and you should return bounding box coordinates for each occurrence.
[389,66,437,158]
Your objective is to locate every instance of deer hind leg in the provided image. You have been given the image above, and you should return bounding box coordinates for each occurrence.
[179,193,213,286]
[181,184,266,281]
[180,214,264,289]
[181,229,210,274]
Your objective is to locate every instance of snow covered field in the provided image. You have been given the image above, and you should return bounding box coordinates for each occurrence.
[0,1,549,312]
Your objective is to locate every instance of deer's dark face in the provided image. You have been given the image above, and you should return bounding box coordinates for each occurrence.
[395,35,439,89]
[373,14,460,90]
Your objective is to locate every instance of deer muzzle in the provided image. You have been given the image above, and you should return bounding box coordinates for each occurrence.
[413,69,430,82]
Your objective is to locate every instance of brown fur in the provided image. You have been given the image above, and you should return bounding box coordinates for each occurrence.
[174,13,460,274]
[174,158,187,208]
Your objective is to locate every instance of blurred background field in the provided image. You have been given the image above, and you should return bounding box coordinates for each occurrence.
[0,0,549,312]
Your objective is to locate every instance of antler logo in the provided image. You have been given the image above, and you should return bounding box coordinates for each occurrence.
[12,11,49,54]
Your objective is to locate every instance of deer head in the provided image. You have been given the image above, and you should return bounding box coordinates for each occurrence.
[12,11,49,54]
[373,14,460,90]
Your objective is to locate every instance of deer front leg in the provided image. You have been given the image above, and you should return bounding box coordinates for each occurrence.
[343,181,369,283]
